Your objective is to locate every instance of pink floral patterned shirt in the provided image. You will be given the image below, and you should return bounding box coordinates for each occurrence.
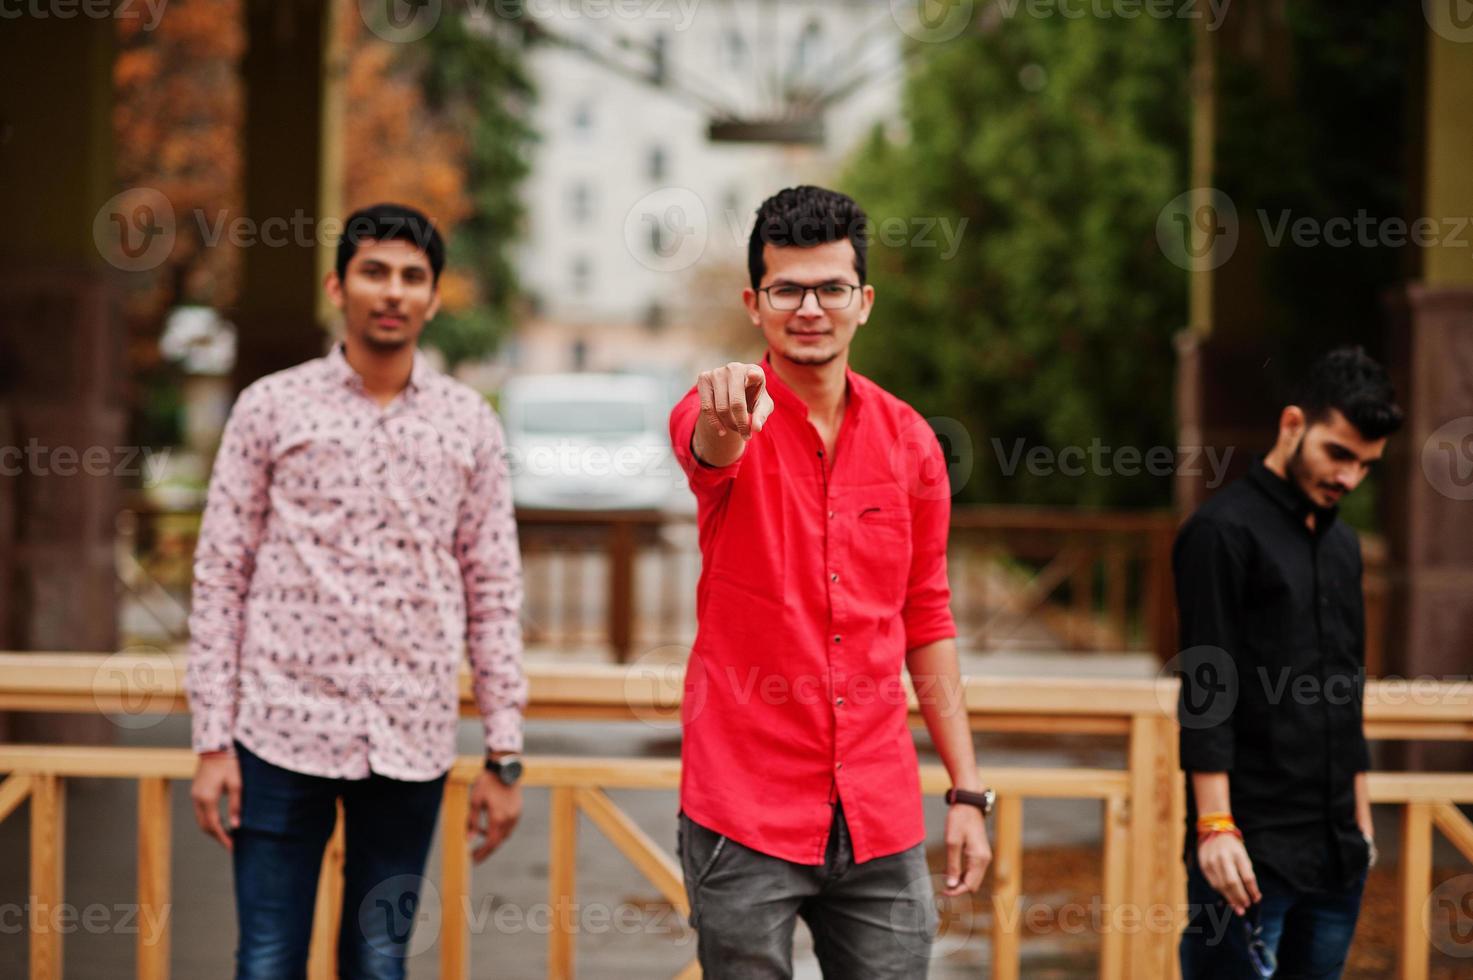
[185,343,526,780]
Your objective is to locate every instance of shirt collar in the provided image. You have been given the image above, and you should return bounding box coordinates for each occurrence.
[760,352,864,419]
[1247,455,1338,532]
[326,341,429,394]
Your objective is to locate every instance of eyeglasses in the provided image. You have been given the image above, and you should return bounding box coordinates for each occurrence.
[758,283,860,311]
[1243,905,1277,978]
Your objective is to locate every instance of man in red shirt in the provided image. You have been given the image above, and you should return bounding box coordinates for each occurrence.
[670,186,993,978]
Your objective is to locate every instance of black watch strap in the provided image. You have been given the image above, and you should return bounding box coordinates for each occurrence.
[484,755,523,785]
[945,787,996,816]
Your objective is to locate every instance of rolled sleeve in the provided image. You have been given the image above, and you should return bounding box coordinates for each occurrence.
[1350,547,1372,772]
[1173,517,1249,772]
[456,406,528,754]
[902,433,957,650]
[186,383,274,754]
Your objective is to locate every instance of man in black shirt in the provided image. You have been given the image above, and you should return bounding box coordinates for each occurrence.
[1175,348,1403,978]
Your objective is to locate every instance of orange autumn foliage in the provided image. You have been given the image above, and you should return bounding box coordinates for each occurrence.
[113,0,476,374]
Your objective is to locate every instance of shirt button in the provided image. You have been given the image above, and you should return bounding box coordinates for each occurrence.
[835,762,843,771]
[830,572,839,583]
[835,697,845,707]
[833,635,841,644]
[828,510,835,520]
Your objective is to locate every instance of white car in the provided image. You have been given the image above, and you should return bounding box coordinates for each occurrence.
[499,373,690,512]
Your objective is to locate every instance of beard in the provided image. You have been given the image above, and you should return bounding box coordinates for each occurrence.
[360,322,416,352]
[781,348,841,367]
[777,336,843,367]
[1288,439,1343,505]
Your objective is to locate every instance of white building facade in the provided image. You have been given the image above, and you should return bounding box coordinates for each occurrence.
[508,0,910,379]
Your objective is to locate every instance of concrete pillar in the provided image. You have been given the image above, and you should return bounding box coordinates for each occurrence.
[0,14,123,742]
[1173,1,1298,514]
[232,0,338,390]
[1384,9,1473,769]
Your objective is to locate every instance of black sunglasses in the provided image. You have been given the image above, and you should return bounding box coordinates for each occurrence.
[1243,903,1277,977]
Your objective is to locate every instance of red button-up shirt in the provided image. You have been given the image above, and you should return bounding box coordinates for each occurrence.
[670,356,957,865]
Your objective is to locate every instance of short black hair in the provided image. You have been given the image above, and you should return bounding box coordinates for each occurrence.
[335,203,445,285]
[1292,346,1404,440]
[748,185,869,290]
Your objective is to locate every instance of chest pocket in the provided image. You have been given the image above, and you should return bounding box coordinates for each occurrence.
[844,484,913,609]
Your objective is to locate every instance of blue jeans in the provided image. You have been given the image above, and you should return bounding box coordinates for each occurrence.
[1180,854,1365,979]
[232,742,447,980]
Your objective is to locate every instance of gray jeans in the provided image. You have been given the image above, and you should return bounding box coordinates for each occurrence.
[677,802,937,979]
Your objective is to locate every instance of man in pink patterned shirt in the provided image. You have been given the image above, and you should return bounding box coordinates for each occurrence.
[186,203,526,978]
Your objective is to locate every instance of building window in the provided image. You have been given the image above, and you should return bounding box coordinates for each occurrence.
[571,255,592,296]
[795,21,824,75]
[651,32,669,86]
[571,99,594,135]
[721,29,746,70]
[647,145,668,182]
[648,221,669,259]
[569,182,593,225]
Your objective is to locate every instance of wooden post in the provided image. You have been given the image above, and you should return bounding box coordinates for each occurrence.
[1104,540,1128,646]
[1099,793,1129,980]
[1126,712,1179,976]
[137,777,172,980]
[1144,524,1178,662]
[608,520,636,663]
[440,778,472,980]
[307,802,345,980]
[990,794,1022,980]
[1070,548,1095,650]
[1398,802,1433,980]
[548,786,579,979]
[1167,748,1188,980]
[30,772,65,980]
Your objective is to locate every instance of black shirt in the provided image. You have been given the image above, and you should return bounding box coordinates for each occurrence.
[1174,457,1372,894]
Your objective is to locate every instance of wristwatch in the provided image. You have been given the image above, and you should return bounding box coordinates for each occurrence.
[484,754,524,786]
[945,786,996,816]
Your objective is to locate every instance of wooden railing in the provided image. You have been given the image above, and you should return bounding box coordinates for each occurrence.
[118,502,1183,662]
[116,502,1396,668]
[2,653,1470,979]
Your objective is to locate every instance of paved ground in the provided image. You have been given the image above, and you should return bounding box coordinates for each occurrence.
[0,649,1446,978]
